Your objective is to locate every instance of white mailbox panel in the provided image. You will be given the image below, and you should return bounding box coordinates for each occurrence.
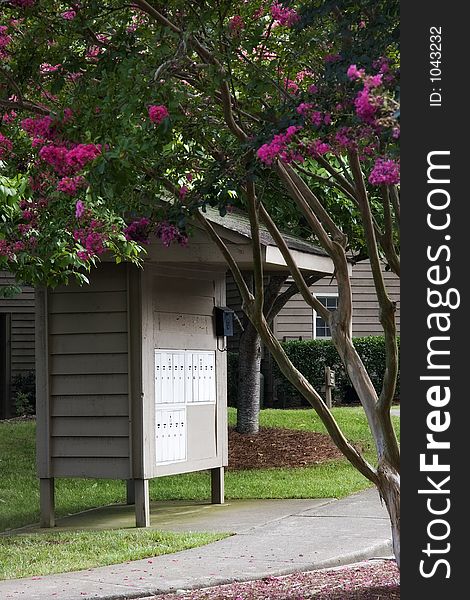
[154,349,216,466]
[155,407,186,464]
[155,349,216,405]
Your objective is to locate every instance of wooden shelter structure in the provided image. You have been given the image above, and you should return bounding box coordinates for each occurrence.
[36,209,334,527]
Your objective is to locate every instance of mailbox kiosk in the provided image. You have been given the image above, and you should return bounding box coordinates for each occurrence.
[36,209,334,527]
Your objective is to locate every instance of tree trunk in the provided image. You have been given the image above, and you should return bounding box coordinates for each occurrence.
[377,461,400,568]
[235,273,321,434]
[236,322,262,434]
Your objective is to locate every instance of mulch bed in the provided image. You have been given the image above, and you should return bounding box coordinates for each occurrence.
[227,427,343,471]
[154,559,399,599]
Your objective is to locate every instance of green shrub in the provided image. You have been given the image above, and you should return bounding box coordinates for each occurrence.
[274,336,400,405]
[11,372,36,416]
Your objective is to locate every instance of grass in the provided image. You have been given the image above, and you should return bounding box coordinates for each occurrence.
[0,529,226,580]
[0,408,399,532]
[0,407,399,580]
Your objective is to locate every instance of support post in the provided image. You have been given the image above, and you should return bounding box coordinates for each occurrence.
[324,366,335,409]
[211,466,225,504]
[134,479,150,527]
[126,479,135,505]
[40,478,55,528]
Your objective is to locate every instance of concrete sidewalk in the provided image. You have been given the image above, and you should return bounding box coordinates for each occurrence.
[0,489,392,600]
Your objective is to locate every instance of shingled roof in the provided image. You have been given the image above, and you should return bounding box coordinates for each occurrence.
[202,207,327,257]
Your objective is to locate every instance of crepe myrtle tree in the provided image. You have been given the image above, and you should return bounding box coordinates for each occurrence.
[0,1,400,565]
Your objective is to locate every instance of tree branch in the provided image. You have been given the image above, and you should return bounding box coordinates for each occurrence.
[379,185,400,277]
[258,202,331,322]
[0,99,51,116]
[348,150,399,421]
[245,179,264,315]
[276,160,335,254]
[266,274,322,322]
[283,163,348,245]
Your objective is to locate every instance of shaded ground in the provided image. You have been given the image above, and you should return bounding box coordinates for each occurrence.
[153,560,399,599]
[228,427,343,470]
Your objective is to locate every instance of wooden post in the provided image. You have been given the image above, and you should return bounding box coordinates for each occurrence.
[211,466,225,504]
[40,478,55,528]
[134,479,150,527]
[324,366,334,409]
[126,479,135,505]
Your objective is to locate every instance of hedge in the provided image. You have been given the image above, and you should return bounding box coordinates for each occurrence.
[228,336,400,407]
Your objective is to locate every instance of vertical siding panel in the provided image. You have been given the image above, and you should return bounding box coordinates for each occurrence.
[45,264,131,478]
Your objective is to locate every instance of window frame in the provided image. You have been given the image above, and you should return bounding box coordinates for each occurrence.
[312,293,339,340]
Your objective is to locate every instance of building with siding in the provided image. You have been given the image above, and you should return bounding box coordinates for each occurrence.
[1,244,399,417]
[273,260,400,341]
[227,260,400,346]
[0,271,35,419]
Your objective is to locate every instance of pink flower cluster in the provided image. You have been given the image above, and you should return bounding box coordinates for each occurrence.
[307,139,330,157]
[10,0,35,7]
[369,158,400,186]
[296,103,330,127]
[334,127,355,150]
[57,175,86,196]
[257,125,303,165]
[354,88,382,124]
[2,110,17,124]
[124,217,150,244]
[0,25,12,59]
[228,15,245,35]
[73,221,108,259]
[347,64,365,80]
[156,222,189,247]
[39,143,101,175]
[0,132,13,159]
[323,53,341,63]
[284,79,299,94]
[148,104,169,125]
[39,63,61,74]
[348,65,383,89]
[270,2,299,27]
[75,200,85,219]
[21,115,55,140]
[61,10,76,20]
[0,240,26,260]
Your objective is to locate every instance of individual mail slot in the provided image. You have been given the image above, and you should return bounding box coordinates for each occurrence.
[172,353,185,403]
[155,407,186,464]
[158,352,173,404]
[184,352,193,404]
[154,352,163,404]
[191,353,199,403]
[195,352,216,403]
[206,353,216,403]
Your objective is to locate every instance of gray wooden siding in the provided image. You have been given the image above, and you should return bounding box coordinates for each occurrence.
[47,264,130,479]
[274,260,400,340]
[10,313,35,378]
[1,272,36,418]
[1,271,36,376]
[0,271,35,313]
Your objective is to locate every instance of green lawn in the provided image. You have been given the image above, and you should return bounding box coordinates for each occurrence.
[0,529,225,580]
[0,407,399,580]
[0,407,399,533]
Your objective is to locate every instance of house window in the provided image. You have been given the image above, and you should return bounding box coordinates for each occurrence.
[314,295,338,338]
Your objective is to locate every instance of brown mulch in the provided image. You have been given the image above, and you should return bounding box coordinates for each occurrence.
[227,427,343,471]
[153,559,400,599]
